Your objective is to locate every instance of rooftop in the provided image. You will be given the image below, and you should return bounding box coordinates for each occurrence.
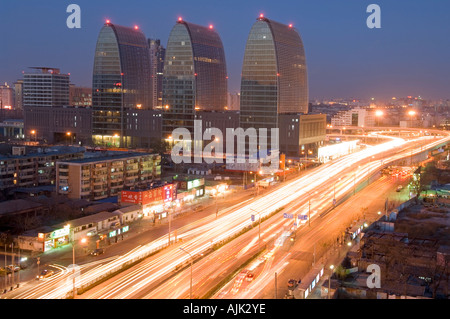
[0,199,44,216]
[57,151,155,164]
[54,211,121,229]
[0,145,85,161]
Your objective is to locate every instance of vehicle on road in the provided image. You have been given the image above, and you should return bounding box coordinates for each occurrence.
[246,272,254,282]
[90,248,105,256]
[287,279,299,289]
[37,269,54,280]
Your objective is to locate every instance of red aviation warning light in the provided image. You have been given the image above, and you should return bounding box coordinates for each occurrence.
[259,13,264,18]
[106,19,111,24]
[178,17,183,22]
[134,25,139,30]
[289,24,293,28]
[209,24,213,29]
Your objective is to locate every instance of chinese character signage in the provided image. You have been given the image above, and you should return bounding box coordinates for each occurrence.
[121,184,177,205]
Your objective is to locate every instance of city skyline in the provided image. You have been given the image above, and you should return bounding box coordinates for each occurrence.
[1,0,450,100]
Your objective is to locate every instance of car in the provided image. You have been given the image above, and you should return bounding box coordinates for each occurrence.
[6,265,20,273]
[90,248,105,256]
[246,272,254,282]
[37,269,54,279]
[287,279,298,289]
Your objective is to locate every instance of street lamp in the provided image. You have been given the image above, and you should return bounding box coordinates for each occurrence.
[250,208,262,251]
[375,110,383,127]
[66,132,72,145]
[408,110,416,128]
[333,178,341,205]
[328,265,335,299]
[31,130,36,142]
[307,190,318,227]
[72,233,87,298]
[179,247,193,299]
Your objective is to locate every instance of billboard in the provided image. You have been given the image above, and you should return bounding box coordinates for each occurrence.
[121,184,177,205]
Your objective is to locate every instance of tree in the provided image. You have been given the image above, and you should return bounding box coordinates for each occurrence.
[150,139,169,155]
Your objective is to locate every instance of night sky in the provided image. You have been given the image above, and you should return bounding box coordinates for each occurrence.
[1,0,449,100]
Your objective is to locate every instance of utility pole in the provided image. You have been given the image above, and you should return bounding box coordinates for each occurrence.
[168,210,171,245]
[4,244,7,290]
[250,208,262,251]
[17,245,20,287]
[11,243,14,289]
[180,248,193,299]
[308,197,311,227]
[274,272,278,299]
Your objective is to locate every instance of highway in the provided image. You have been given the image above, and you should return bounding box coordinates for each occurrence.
[9,130,450,299]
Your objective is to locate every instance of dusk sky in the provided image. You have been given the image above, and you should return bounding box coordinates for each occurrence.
[1,0,449,100]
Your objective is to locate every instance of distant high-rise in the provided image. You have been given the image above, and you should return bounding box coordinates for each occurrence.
[92,21,152,148]
[240,15,308,151]
[23,67,70,108]
[149,39,166,108]
[0,83,15,109]
[14,80,23,110]
[162,18,228,139]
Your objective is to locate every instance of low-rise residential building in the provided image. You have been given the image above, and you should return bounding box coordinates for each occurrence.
[56,152,161,201]
[17,211,124,252]
[0,145,85,190]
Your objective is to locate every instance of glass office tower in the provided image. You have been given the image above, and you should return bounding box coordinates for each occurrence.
[162,19,227,139]
[240,16,308,151]
[92,21,152,147]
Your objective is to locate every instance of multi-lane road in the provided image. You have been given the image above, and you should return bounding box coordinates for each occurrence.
[8,130,450,299]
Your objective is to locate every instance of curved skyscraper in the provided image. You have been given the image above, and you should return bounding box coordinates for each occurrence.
[240,15,308,139]
[92,21,152,147]
[162,18,228,139]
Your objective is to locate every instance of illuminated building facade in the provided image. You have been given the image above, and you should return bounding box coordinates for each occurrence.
[149,39,166,108]
[162,18,228,139]
[23,67,70,108]
[240,16,308,154]
[56,152,161,200]
[92,21,152,148]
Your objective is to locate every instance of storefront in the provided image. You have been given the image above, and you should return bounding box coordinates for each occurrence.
[39,226,71,252]
[120,183,177,220]
[175,178,205,200]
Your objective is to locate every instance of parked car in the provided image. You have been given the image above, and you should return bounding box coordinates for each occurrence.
[6,265,20,273]
[37,269,54,279]
[287,279,299,289]
[90,248,105,256]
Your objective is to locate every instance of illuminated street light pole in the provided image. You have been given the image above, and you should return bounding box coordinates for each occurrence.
[179,247,193,299]
[328,265,335,299]
[408,110,416,128]
[333,178,341,205]
[250,208,262,251]
[168,210,172,246]
[307,190,318,227]
[71,230,87,299]
[66,132,72,145]
[31,130,36,142]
